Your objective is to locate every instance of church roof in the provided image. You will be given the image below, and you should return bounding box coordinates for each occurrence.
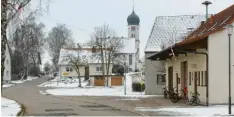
[127,11,140,25]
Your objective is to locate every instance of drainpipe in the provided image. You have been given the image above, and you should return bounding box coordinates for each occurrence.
[175,49,209,106]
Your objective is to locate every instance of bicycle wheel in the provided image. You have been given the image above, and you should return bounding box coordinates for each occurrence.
[195,98,200,105]
[164,91,168,99]
[188,98,193,105]
[171,93,179,103]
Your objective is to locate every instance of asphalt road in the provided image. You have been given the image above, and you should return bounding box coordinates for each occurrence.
[2,76,139,116]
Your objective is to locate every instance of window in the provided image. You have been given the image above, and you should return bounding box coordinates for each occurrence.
[129,55,132,65]
[66,67,73,72]
[131,26,136,31]
[157,74,166,85]
[131,33,135,38]
[6,60,8,64]
[201,71,204,86]
[198,71,200,86]
[176,73,180,84]
[129,68,132,72]
[96,67,102,71]
[189,72,191,85]
[66,67,69,72]
[194,72,197,85]
[204,71,207,86]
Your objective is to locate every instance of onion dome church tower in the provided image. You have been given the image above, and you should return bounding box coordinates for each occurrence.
[127,5,140,70]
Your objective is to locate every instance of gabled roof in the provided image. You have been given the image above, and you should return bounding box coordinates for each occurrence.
[148,4,234,60]
[178,4,234,46]
[58,48,111,65]
[145,15,206,52]
[118,38,135,54]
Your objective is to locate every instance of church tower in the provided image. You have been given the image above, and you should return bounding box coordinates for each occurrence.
[127,9,140,70]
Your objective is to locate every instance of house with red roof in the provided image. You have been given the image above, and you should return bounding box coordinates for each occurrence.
[147,4,234,105]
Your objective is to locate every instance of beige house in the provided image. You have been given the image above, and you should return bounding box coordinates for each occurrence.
[148,4,234,105]
[58,48,123,86]
[144,15,206,95]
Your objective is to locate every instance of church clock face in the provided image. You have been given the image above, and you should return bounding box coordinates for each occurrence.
[131,26,136,31]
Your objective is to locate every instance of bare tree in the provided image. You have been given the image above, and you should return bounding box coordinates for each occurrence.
[11,17,45,79]
[88,24,123,86]
[1,0,50,91]
[46,24,74,71]
[62,44,88,87]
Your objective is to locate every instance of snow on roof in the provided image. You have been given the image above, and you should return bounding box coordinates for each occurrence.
[117,38,135,54]
[58,48,107,65]
[145,15,206,52]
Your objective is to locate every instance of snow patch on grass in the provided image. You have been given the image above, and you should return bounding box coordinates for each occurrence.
[41,73,159,98]
[3,76,39,88]
[135,105,234,116]
[1,97,21,116]
[3,84,15,88]
[38,77,89,88]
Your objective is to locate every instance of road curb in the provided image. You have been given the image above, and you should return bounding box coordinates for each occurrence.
[2,96,25,116]
[17,104,25,116]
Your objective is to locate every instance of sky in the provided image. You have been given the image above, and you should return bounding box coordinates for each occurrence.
[33,0,234,67]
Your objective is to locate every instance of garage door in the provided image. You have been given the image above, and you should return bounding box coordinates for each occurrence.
[94,77,105,86]
[111,77,123,86]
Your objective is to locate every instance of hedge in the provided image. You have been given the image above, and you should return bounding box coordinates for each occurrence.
[132,82,145,92]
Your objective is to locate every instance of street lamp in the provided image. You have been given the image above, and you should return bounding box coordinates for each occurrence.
[227,24,233,115]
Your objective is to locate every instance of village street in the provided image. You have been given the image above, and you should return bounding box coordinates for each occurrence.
[2,76,141,116]
[2,76,193,116]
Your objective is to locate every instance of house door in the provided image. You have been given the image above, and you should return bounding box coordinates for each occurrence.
[85,66,89,80]
[181,61,188,90]
[168,67,173,90]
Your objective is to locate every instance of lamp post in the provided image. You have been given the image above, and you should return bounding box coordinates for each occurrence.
[227,24,233,115]
[123,56,127,95]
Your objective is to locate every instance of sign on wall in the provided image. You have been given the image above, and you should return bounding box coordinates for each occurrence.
[63,72,69,76]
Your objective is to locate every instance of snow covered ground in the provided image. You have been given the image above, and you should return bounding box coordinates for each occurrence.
[38,77,89,88]
[135,106,234,116]
[1,97,21,116]
[40,73,157,98]
[3,76,39,88]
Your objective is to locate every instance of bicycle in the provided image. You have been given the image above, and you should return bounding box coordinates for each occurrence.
[188,92,200,106]
[163,87,177,99]
[170,89,188,103]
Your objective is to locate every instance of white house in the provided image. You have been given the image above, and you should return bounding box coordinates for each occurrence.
[58,48,126,86]
[144,15,206,95]
[114,38,137,72]
[147,4,234,105]
[3,41,12,83]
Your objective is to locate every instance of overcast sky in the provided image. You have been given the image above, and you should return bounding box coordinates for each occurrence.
[36,0,234,66]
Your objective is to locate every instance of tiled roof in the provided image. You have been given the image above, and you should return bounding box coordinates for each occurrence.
[145,15,206,52]
[178,4,234,46]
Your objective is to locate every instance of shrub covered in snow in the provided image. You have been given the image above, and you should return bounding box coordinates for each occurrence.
[132,82,145,92]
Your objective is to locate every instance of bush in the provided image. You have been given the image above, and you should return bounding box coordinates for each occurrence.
[132,82,145,92]
[29,67,40,76]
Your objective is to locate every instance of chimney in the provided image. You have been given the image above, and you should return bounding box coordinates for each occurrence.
[202,1,212,21]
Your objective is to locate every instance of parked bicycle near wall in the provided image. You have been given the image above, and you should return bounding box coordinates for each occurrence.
[188,92,200,106]
[163,87,177,99]
[170,89,188,103]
